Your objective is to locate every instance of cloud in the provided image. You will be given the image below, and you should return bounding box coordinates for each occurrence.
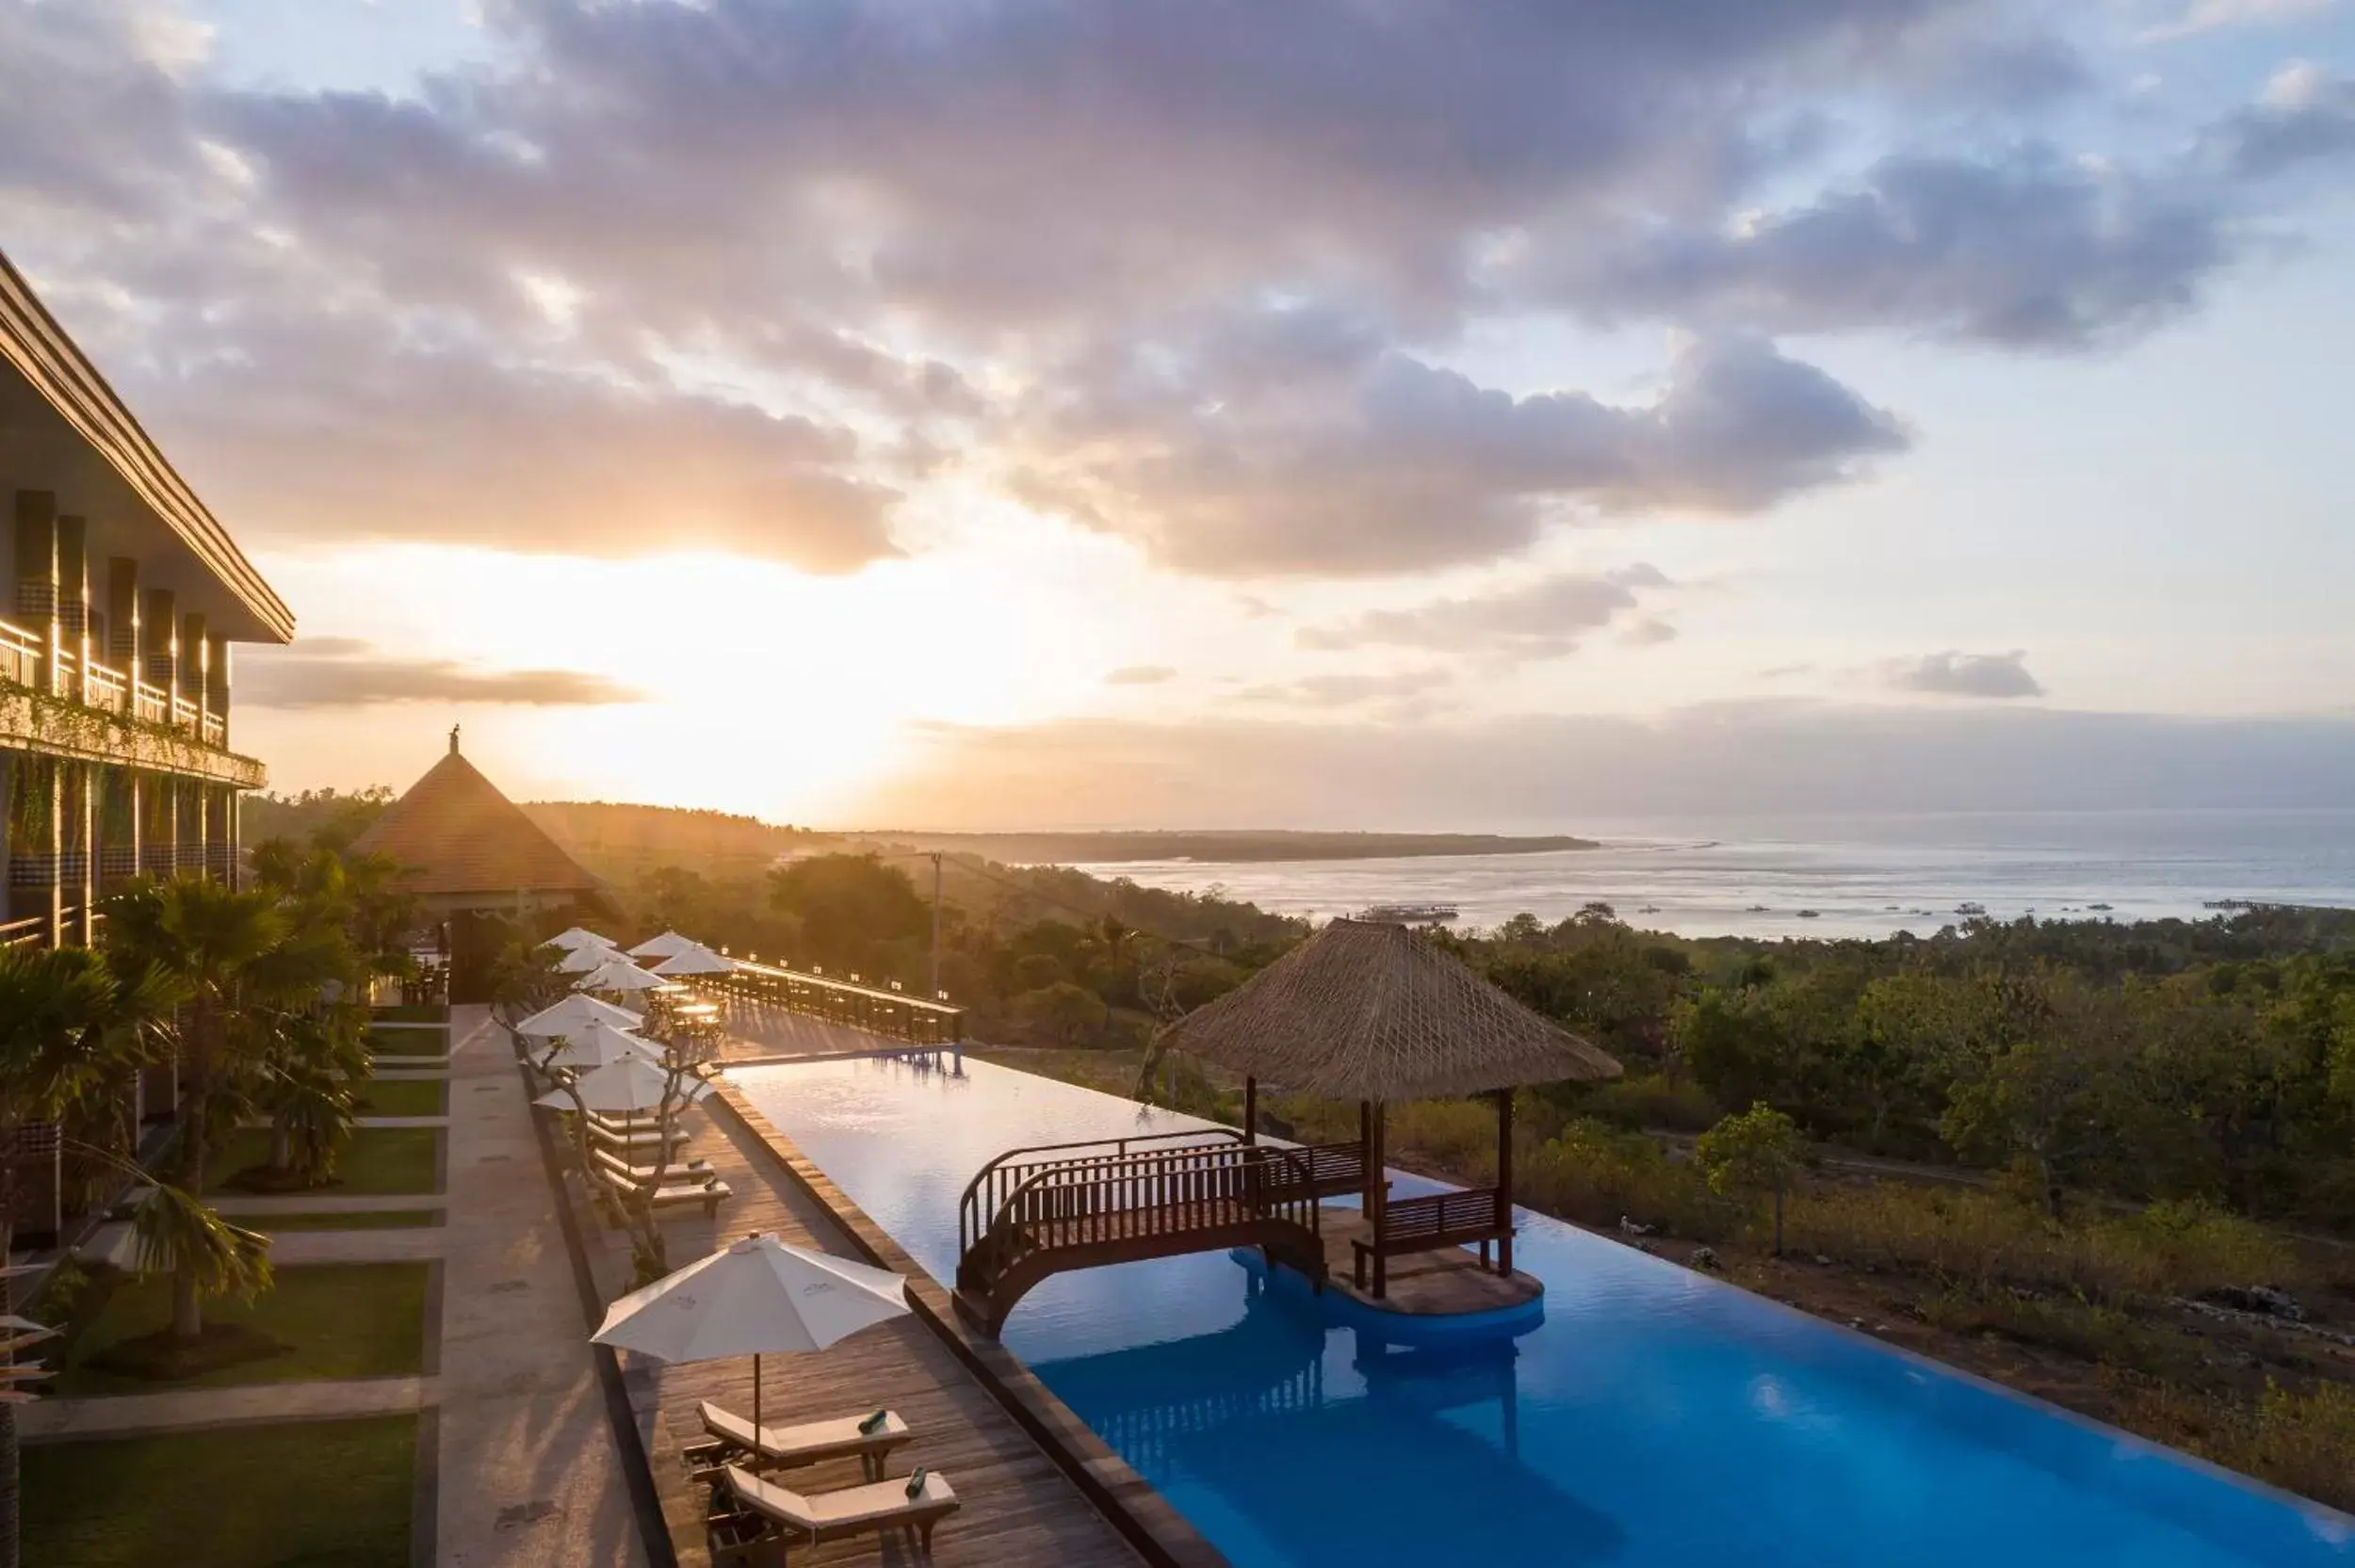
[2137,0,2336,43]
[1886,650,2046,699]
[2203,63,2355,179]
[1299,566,1670,659]
[1621,618,1681,647]
[238,639,642,709]
[0,0,2336,583]
[1234,669,1455,709]
[1015,332,1906,575]
[850,704,2355,828]
[1105,665,1179,687]
[1551,149,2231,349]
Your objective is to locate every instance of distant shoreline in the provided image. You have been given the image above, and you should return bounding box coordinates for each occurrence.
[848,829,1599,864]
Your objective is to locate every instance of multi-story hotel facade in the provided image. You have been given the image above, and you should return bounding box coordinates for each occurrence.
[0,249,293,952]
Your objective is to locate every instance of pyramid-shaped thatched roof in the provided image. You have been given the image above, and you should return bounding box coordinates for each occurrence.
[1157,918,1620,1101]
[349,739,600,900]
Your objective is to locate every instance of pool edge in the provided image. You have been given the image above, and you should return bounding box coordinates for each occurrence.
[708,1078,1234,1568]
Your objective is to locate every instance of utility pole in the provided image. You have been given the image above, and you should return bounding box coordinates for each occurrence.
[928,851,944,998]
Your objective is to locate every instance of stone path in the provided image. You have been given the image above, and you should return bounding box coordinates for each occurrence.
[209,1191,445,1217]
[435,1004,647,1568]
[264,1228,448,1265]
[20,1374,435,1440]
[357,1115,451,1129]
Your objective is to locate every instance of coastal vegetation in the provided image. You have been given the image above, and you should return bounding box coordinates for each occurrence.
[229,795,2355,1510]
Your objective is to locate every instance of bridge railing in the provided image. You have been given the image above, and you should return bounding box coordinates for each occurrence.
[958,1139,1323,1294]
[704,957,965,1044]
[958,1127,1244,1258]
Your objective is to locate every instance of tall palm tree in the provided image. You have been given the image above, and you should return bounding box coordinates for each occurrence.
[108,876,347,1335]
[0,943,184,1568]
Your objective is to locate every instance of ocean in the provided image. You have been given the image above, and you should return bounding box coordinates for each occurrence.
[1071,809,2355,940]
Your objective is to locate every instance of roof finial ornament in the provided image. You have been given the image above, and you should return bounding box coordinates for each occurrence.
[449,723,461,755]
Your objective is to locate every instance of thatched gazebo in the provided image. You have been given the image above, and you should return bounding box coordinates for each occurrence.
[1157,918,1621,1296]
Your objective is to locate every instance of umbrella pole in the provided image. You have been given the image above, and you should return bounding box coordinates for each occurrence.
[753,1353,762,1445]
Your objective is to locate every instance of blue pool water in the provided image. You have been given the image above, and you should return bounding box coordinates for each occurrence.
[732,1057,2355,1568]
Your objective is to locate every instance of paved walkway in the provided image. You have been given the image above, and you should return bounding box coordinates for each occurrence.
[209,1191,445,1217]
[21,1374,435,1439]
[264,1228,448,1265]
[436,1005,646,1568]
[375,1059,452,1072]
[358,1115,451,1129]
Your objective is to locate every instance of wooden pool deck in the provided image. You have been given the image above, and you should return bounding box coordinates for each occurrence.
[1314,1212,1545,1318]
[585,1059,1218,1568]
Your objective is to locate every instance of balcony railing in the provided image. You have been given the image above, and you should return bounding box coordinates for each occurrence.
[84,656,129,715]
[0,618,41,687]
[1,613,234,749]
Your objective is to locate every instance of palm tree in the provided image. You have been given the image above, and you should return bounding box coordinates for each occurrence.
[259,1011,364,1182]
[0,943,184,1568]
[127,1182,273,1326]
[109,876,348,1334]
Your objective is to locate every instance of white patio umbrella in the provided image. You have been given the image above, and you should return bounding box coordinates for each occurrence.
[542,1020,666,1073]
[555,943,617,975]
[593,1232,909,1436]
[574,958,666,994]
[651,945,736,978]
[515,994,644,1039]
[534,1055,711,1117]
[544,927,617,953]
[627,930,703,962]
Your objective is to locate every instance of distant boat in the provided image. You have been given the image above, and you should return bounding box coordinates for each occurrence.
[1746,903,1770,913]
[2089,902,2114,912]
[1955,901,1988,916]
[1637,904,1662,914]
[1796,909,1821,919]
[1357,901,1460,924]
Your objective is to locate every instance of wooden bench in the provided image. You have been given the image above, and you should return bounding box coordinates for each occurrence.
[1352,1188,1512,1298]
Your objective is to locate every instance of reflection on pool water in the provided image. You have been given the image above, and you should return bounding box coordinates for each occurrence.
[731,1057,2355,1568]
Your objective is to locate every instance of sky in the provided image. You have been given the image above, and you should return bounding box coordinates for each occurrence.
[3,0,2354,830]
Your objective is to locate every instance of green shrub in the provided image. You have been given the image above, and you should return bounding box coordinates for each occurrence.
[1779,1186,2302,1305]
[2105,1198,2297,1296]
[1516,1118,1736,1240]
[1579,1073,1722,1133]
[2129,1380,2355,1516]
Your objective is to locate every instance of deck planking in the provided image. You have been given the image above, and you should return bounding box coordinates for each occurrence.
[593,1073,1147,1568]
[1315,1212,1544,1317]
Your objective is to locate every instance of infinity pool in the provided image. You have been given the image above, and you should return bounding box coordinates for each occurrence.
[732,1057,2354,1568]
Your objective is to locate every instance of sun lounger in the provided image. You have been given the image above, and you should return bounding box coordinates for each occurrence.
[587,1119,691,1154]
[723,1463,958,1559]
[590,1147,713,1187]
[697,1400,911,1482]
[591,1153,731,1216]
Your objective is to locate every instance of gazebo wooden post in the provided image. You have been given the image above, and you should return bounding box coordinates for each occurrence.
[1242,1075,1258,1144]
[1495,1088,1515,1276]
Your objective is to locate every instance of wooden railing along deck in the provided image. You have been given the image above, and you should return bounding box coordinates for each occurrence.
[955,1132,1334,1336]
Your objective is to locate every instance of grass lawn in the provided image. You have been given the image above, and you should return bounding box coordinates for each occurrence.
[367,1024,448,1052]
[357,1077,447,1117]
[56,1262,430,1395]
[23,1414,416,1568]
[213,1125,442,1196]
[259,1208,443,1233]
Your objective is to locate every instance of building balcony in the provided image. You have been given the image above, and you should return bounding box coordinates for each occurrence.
[0,614,264,788]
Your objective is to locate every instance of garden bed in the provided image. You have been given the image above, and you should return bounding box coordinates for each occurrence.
[54,1262,431,1395]
[214,1125,443,1195]
[21,1414,417,1568]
